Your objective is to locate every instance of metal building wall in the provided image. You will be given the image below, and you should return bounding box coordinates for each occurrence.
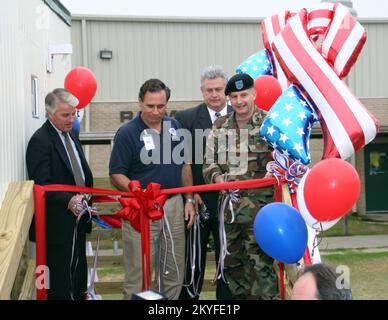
[71,17,388,102]
[71,18,262,102]
[0,2,25,204]
[348,20,388,98]
[0,0,72,203]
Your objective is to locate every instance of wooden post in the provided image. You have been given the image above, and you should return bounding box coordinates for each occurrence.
[18,260,36,300]
[0,181,34,299]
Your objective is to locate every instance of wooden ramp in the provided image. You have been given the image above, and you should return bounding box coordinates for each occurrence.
[0,181,35,299]
[86,228,218,298]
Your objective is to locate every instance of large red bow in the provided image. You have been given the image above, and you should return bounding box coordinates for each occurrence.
[117,181,167,231]
[117,181,167,290]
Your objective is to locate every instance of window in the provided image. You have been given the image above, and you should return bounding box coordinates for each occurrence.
[31,75,39,118]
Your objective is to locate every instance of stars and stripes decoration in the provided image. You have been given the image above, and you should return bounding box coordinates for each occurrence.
[266,149,309,194]
[272,6,378,161]
[259,85,318,165]
[262,2,379,162]
[261,10,291,90]
[318,3,366,79]
[235,49,274,80]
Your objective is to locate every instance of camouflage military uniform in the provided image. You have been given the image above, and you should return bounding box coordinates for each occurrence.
[203,110,279,300]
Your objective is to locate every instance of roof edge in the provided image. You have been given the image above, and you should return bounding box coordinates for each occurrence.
[69,14,388,24]
[45,0,72,26]
[70,14,263,23]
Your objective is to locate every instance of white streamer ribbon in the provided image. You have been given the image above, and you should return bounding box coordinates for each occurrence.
[214,174,241,284]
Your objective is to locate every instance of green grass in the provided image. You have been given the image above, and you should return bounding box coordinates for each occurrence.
[97,250,388,300]
[93,212,388,300]
[319,213,388,237]
[323,250,388,263]
[322,250,388,300]
[101,294,123,300]
[97,267,124,278]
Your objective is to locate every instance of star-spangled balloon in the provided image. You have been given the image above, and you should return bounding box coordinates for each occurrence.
[236,49,274,80]
[259,85,318,165]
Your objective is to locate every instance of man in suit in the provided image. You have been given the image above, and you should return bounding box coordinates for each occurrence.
[26,88,93,300]
[175,65,232,299]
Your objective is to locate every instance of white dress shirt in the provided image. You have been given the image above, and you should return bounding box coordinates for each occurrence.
[49,120,86,181]
[207,104,228,124]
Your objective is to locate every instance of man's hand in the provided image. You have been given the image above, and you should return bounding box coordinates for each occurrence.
[68,194,85,217]
[214,174,225,184]
[184,202,196,230]
[214,174,227,195]
[264,172,274,179]
[193,193,203,212]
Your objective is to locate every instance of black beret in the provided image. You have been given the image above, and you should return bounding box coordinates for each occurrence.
[225,73,254,95]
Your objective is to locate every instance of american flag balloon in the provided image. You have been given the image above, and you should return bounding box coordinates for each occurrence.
[262,10,291,91]
[235,49,273,80]
[259,85,318,165]
[270,3,379,161]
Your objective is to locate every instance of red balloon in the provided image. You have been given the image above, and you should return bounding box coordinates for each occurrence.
[253,75,282,111]
[303,158,360,222]
[64,67,97,109]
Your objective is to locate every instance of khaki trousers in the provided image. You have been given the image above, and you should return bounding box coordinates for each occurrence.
[122,194,185,300]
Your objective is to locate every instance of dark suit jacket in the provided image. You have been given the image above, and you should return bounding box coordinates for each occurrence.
[26,120,93,245]
[175,103,232,215]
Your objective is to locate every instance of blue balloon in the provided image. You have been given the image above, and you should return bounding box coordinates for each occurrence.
[73,116,80,133]
[259,84,318,165]
[236,49,274,80]
[254,202,307,264]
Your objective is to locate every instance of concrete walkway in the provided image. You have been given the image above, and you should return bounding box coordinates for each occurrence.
[319,234,388,250]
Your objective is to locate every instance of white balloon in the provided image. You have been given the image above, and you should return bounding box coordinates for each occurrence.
[297,171,341,232]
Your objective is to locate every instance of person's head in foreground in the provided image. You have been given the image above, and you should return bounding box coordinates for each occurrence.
[291,263,353,300]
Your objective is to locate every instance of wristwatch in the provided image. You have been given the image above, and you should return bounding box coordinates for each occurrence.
[185,198,196,205]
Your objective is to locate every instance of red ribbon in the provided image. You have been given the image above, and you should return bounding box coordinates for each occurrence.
[33,178,279,299]
[278,262,285,300]
[117,181,167,290]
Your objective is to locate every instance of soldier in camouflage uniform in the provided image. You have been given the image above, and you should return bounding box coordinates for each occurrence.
[203,73,279,300]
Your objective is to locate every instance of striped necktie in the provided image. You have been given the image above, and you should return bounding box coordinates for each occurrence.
[214,112,222,123]
[62,132,85,186]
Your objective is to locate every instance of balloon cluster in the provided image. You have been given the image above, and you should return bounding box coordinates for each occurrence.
[244,2,377,264]
[254,157,360,263]
[237,2,379,165]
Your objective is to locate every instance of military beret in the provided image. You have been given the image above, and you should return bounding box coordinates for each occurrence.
[224,73,254,95]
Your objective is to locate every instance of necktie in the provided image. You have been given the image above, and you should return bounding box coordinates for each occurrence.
[62,132,85,186]
[214,112,221,123]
